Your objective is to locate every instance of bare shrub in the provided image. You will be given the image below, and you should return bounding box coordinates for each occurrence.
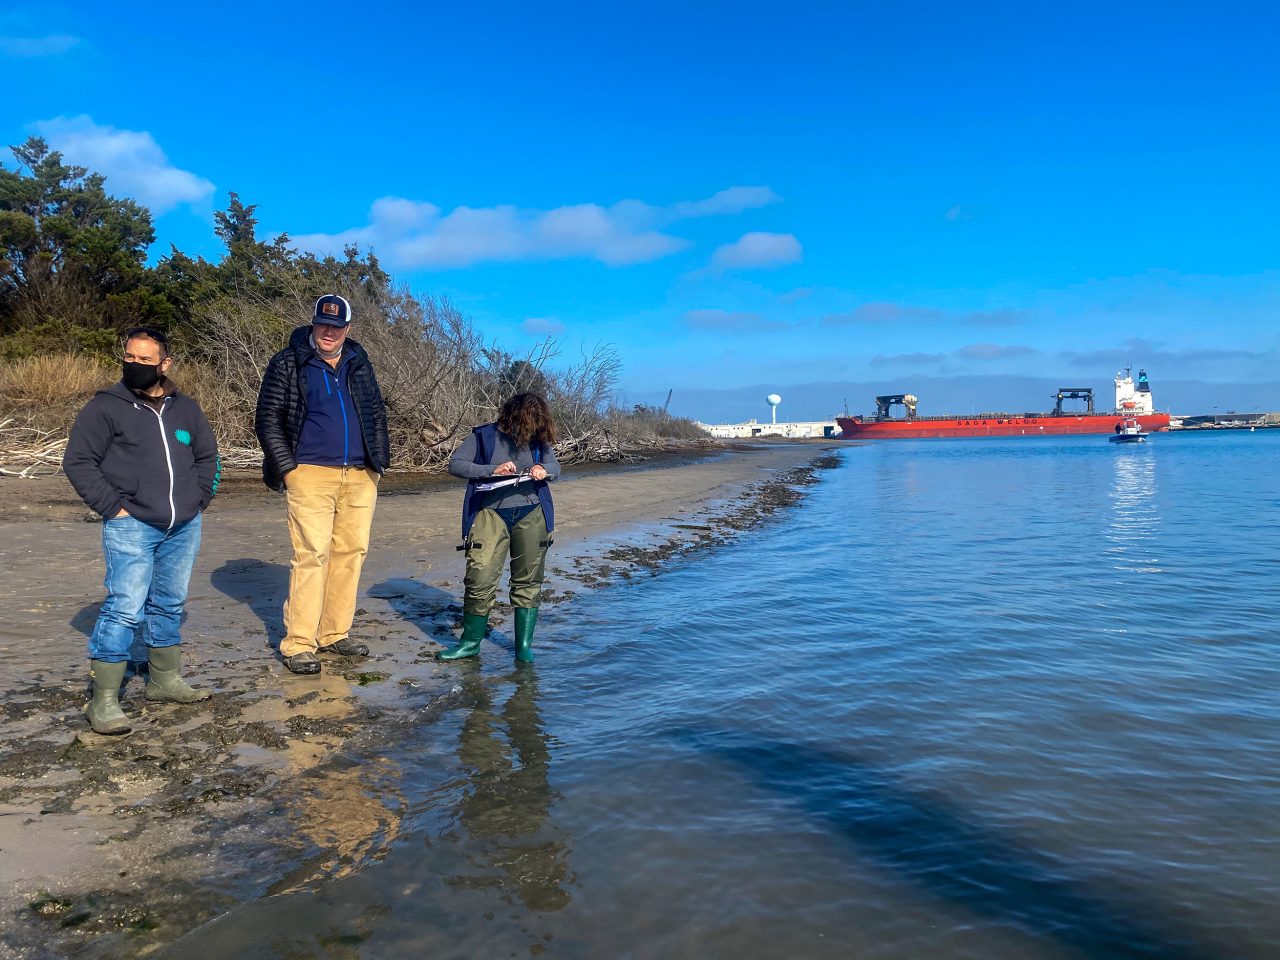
[613,405,711,441]
[178,294,294,467]
[2,272,692,476]
[351,287,499,468]
[173,259,646,471]
[174,358,262,467]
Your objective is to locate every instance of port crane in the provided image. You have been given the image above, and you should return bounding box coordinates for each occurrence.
[1053,388,1095,416]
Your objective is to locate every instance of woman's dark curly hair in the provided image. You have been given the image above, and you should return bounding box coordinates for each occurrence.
[497,393,558,449]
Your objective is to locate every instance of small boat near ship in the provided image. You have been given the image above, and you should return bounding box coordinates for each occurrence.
[1109,418,1147,443]
[837,367,1172,440]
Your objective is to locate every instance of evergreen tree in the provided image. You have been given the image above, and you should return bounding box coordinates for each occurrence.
[0,137,163,351]
[0,143,397,355]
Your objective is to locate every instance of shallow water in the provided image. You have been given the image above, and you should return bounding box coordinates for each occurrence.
[178,432,1279,959]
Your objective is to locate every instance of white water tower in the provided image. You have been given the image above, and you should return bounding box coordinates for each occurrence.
[766,393,782,424]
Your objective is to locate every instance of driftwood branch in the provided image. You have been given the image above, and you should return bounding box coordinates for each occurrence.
[0,417,70,478]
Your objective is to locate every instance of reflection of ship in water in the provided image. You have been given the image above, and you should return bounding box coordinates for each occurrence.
[1106,444,1161,575]
[447,670,573,912]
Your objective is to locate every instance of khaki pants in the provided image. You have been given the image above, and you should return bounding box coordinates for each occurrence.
[464,507,550,616]
[282,464,380,656]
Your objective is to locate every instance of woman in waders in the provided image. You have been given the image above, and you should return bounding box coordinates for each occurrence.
[439,393,560,663]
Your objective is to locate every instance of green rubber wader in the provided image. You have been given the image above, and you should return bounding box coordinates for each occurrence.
[463,507,551,617]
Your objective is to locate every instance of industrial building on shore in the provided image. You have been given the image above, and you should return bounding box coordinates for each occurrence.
[698,417,840,439]
[1172,412,1280,429]
[698,393,840,439]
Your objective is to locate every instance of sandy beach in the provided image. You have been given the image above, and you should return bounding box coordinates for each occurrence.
[0,440,835,959]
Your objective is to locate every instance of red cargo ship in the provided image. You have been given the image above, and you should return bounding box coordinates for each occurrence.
[837,368,1172,440]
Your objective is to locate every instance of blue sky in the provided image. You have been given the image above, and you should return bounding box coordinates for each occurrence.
[4,1,1278,419]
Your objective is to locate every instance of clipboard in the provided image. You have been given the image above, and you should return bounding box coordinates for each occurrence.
[474,473,532,493]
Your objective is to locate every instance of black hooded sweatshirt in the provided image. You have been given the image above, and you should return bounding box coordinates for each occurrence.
[63,382,220,528]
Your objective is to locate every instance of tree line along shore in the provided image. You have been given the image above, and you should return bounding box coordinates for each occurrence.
[0,137,708,479]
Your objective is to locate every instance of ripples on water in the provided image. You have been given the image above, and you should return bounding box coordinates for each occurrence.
[175,433,1279,959]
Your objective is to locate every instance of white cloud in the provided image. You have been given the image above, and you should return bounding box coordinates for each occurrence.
[871,351,947,366]
[0,33,79,56]
[821,302,945,326]
[522,317,566,336]
[32,115,214,214]
[957,343,1037,360]
[964,309,1027,327]
[669,186,780,219]
[289,186,781,270]
[945,204,974,222]
[684,309,763,331]
[708,232,802,272]
[682,309,795,333]
[778,287,813,304]
[1062,338,1255,368]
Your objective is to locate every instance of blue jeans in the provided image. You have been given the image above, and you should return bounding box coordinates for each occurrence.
[88,513,203,663]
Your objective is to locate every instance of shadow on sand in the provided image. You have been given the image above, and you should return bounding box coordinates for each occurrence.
[70,602,99,638]
[210,558,290,650]
[70,602,184,672]
[368,576,465,650]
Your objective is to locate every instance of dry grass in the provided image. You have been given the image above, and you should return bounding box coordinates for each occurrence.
[0,353,115,407]
[0,354,115,476]
[0,353,116,440]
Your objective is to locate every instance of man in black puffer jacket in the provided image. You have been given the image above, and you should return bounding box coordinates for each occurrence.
[254,294,390,675]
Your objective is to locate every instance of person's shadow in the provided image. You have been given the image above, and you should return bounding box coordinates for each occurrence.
[210,558,290,650]
[368,577,467,648]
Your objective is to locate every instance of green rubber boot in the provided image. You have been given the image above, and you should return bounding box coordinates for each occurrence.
[514,607,538,663]
[437,613,489,661]
[144,645,211,703]
[86,660,131,735]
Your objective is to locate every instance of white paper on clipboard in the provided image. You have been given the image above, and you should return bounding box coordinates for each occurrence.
[474,475,529,493]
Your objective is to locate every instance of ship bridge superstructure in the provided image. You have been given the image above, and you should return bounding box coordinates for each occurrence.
[1115,367,1154,415]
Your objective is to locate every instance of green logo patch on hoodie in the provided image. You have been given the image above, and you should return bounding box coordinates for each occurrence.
[174,429,192,446]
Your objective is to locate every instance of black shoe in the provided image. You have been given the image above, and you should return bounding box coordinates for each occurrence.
[283,653,322,674]
[321,637,369,657]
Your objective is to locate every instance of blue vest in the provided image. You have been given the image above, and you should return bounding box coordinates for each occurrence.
[460,423,555,538]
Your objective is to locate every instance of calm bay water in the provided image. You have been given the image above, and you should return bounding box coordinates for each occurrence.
[178,433,1278,959]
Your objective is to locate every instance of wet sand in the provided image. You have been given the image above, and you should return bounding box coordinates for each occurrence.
[0,441,835,959]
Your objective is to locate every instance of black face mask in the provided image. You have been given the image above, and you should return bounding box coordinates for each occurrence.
[122,360,163,391]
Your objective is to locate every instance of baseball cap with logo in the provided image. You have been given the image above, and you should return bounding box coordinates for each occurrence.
[313,294,352,328]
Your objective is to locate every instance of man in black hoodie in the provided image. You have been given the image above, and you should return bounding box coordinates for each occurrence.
[63,327,220,735]
[254,295,390,675]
